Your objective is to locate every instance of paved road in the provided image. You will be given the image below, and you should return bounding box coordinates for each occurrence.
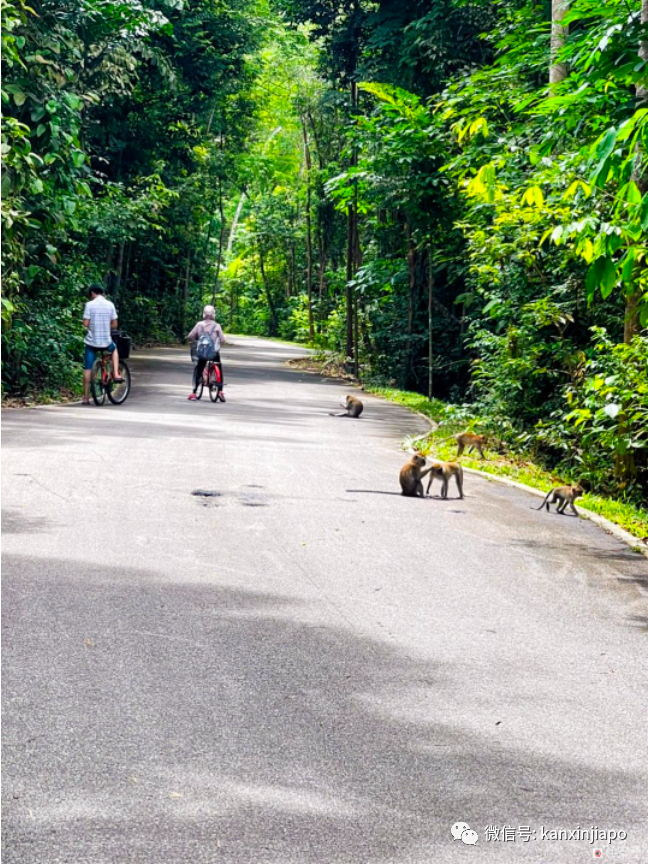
[2,337,647,864]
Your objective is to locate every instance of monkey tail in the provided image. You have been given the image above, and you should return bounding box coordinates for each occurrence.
[531,491,551,511]
[436,433,457,443]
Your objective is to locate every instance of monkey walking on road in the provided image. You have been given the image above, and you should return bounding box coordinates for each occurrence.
[399,454,434,497]
[532,484,584,516]
[330,394,363,418]
[426,461,464,499]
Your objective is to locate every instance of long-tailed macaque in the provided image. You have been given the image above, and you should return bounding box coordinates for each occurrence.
[330,394,363,418]
[532,484,584,515]
[455,431,487,459]
[399,454,433,497]
[426,461,464,499]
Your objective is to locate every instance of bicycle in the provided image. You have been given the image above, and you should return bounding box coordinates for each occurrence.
[90,343,132,406]
[190,345,223,402]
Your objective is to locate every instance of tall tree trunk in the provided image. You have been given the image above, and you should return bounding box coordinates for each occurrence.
[406,219,416,385]
[549,0,569,84]
[625,0,648,342]
[301,118,315,341]
[308,112,328,315]
[318,237,327,303]
[345,206,354,362]
[345,81,359,363]
[286,244,294,298]
[183,252,192,334]
[352,160,361,374]
[427,246,434,400]
[121,242,132,295]
[106,245,115,279]
[113,240,125,305]
[211,115,227,307]
[353,294,359,378]
[211,180,226,306]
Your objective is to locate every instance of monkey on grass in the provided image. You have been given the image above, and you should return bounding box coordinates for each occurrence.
[532,484,584,516]
[399,454,434,497]
[330,394,363,418]
[426,461,464,499]
[455,431,487,459]
[433,430,488,459]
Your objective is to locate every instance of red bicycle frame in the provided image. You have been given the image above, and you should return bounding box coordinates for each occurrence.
[201,360,222,387]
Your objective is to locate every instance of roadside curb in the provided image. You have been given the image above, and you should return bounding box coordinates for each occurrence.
[461,467,648,560]
[292,359,647,560]
[383,395,648,561]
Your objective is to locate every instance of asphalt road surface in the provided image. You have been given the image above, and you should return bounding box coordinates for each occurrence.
[2,336,647,864]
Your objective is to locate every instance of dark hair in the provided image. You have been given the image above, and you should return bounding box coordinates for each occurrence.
[88,283,104,297]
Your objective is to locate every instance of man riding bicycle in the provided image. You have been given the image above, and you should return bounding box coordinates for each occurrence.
[82,284,123,405]
[186,305,225,401]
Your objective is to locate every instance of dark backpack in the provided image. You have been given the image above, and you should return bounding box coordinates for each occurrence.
[196,333,217,360]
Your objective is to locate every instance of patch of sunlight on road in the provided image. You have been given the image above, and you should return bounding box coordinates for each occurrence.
[30,775,368,823]
[196,775,367,817]
[34,407,222,430]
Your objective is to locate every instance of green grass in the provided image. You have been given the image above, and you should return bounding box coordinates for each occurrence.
[366,384,648,542]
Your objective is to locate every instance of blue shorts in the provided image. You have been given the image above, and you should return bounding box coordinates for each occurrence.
[84,342,116,370]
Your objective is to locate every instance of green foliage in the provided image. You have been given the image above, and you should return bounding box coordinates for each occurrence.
[563,329,648,492]
[2,0,262,393]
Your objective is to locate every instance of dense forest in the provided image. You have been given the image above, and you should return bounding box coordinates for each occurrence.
[2,0,647,503]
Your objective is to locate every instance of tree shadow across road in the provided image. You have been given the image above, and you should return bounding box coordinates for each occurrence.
[2,554,646,863]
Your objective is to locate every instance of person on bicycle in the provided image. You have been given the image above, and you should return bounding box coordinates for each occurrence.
[186,305,225,402]
[82,284,123,405]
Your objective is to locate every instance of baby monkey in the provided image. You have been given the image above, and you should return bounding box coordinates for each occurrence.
[455,431,487,459]
[426,461,464,499]
[399,454,434,497]
[330,394,363,418]
[532,484,584,516]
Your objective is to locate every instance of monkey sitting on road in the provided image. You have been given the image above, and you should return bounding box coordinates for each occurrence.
[399,454,434,498]
[455,431,487,459]
[426,461,464,499]
[330,394,363,418]
[532,484,584,516]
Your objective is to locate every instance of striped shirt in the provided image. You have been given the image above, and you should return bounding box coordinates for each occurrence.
[83,296,117,347]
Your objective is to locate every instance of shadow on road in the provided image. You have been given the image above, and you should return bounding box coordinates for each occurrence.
[1,509,51,535]
[3,553,645,863]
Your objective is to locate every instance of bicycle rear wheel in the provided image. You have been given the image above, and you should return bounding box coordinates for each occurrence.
[90,358,106,406]
[107,360,131,405]
[193,365,204,400]
[208,365,219,402]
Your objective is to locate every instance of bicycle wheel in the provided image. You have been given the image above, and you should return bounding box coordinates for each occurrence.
[90,358,106,406]
[207,365,218,402]
[107,360,131,405]
[193,365,204,400]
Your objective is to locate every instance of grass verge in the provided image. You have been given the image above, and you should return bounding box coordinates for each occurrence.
[367,385,648,543]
